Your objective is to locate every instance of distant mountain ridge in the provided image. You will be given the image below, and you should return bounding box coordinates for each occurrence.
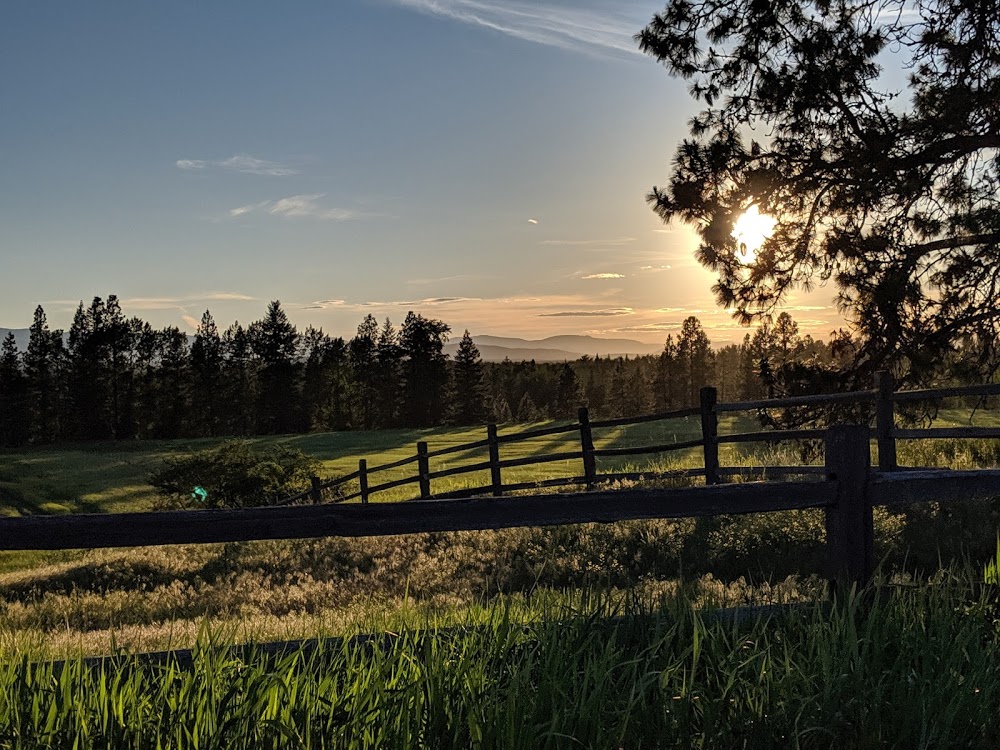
[445,334,660,362]
[0,328,658,363]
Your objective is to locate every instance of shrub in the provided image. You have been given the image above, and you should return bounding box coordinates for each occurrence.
[150,440,320,509]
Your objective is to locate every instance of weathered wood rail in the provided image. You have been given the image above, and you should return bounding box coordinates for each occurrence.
[292,374,1000,504]
[0,376,997,588]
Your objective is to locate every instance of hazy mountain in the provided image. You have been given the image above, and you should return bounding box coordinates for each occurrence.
[445,334,661,362]
[1,327,658,363]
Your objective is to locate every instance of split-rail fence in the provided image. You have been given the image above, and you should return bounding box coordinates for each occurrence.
[1,373,999,587]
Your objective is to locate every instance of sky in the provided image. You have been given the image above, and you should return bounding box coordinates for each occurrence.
[0,0,843,345]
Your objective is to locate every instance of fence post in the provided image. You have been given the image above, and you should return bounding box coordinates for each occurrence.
[578,407,597,488]
[417,441,431,499]
[876,370,898,472]
[309,476,322,504]
[487,424,503,496]
[824,424,874,592]
[358,459,369,504]
[700,386,720,485]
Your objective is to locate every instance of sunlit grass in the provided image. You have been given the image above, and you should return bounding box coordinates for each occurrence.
[2,575,999,748]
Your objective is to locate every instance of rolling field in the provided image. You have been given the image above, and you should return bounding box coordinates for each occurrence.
[0,406,997,656]
[2,406,996,517]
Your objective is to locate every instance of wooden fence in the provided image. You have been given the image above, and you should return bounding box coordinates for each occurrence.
[0,374,998,588]
[291,372,1000,504]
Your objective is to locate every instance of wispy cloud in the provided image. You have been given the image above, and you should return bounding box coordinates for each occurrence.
[305,296,480,311]
[114,292,258,311]
[407,274,491,286]
[581,272,626,280]
[176,153,298,176]
[539,308,633,317]
[542,237,635,247]
[639,264,672,272]
[229,194,364,221]
[391,0,646,59]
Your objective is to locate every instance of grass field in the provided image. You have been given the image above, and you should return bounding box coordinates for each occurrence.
[2,406,996,516]
[3,577,1000,749]
[0,405,997,656]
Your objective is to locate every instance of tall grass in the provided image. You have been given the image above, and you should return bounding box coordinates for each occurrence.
[1,577,999,748]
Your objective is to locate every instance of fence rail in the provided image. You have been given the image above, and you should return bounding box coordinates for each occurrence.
[2,376,998,589]
[1,425,997,587]
[305,374,1000,505]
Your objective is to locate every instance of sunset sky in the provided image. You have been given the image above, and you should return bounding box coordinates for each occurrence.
[1,0,842,345]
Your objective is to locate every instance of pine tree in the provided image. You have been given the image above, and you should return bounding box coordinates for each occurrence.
[103,295,137,439]
[23,305,64,443]
[554,363,580,419]
[190,310,224,436]
[449,331,486,425]
[652,335,680,410]
[222,322,256,435]
[374,318,402,428]
[677,316,714,405]
[249,301,301,434]
[348,314,379,429]
[153,326,191,439]
[399,312,450,427]
[65,298,112,439]
[515,392,540,423]
[0,333,30,447]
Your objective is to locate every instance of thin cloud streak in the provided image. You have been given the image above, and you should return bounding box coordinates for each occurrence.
[539,308,633,317]
[542,237,636,247]
[392,0,646,59]
[176,154,298,176]
[581,272,626,279]
[229,194,364,221]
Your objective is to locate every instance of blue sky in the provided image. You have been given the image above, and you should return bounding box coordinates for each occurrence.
[0,0,840,344]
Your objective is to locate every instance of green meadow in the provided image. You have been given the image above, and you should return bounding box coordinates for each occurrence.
[0,406,997,657]
[2,407,996,517]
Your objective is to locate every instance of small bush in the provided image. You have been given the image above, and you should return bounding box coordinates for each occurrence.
[150,440,320,509]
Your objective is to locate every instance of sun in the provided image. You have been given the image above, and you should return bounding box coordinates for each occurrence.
[732,205,776,263]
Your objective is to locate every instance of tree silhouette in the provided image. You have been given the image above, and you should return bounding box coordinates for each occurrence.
[249,301,300,434]
[677,316,714,405]
[554,363,580,419]
[190,310,224,436]
[399,312,450,427]
[0,333,30,447]
[449,330,487,425]
[638,0,1000,383]
[23,305,64,443]
[348,314,379,429]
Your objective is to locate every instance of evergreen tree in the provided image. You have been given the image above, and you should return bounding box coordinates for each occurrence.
[65,298,112,439]
[190,310,224,436]
[249,301,301,434]
[222,322,256,435]
[554,363,580,419]
[652,335,680,410]
[374,318,402,428]
[152,327,191,439]
[449,330,487,425]
[399,312,450,427]
[489,394,513,424]
[639,0,1000,382]
[677,316,714,405]
[103,295,137,439]
[515,392,541,423]
[0,333,30,447]
[23,305,64,443]
[348,314,379,429]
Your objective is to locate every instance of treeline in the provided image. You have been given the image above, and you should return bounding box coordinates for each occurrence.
[0,296,838,448]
